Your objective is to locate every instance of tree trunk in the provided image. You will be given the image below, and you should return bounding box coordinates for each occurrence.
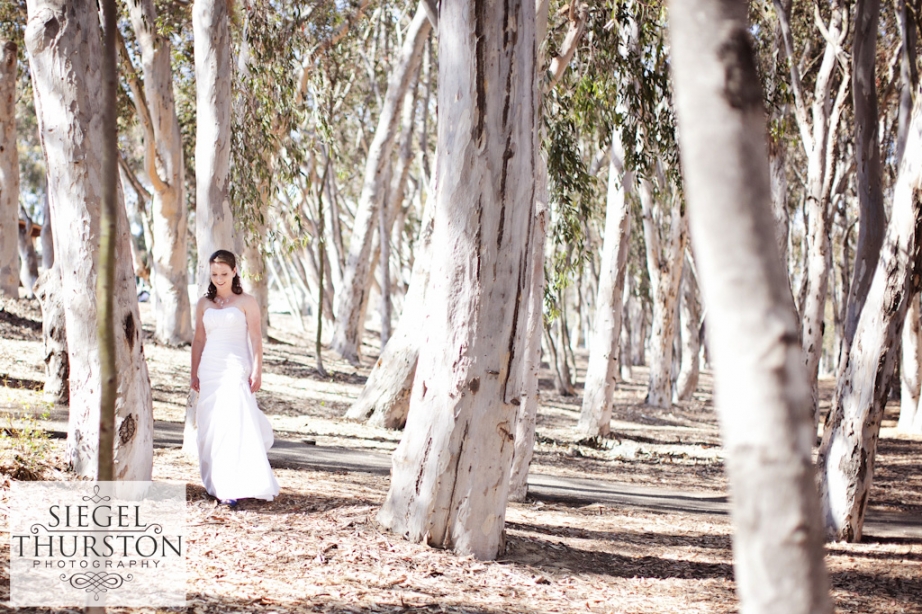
[843,0,885,350]
[818,91,922,542]
[126,0,193,346]
[669,1,834,610]
[508,187,548,502]
[768,137,789,268]
[332,5,431,363]
[193,0,235,292]
[899,293,922,432]
[640,179,687,407]
[817,91,922,541]
[241,233,269,338]
[26,0,154,480]
[34,265,68,404]
[377,0,537,560]
[18,208,39,297]
[345,196,435,428]
[577,127,632,437]
[675,253,700,401]
[0,39,18,297]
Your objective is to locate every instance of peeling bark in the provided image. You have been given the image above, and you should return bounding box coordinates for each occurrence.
[34,265,68,404]
[377,0,538,560]
[818,90,922,542]
[675,253,700,401]
[26,0,153,479]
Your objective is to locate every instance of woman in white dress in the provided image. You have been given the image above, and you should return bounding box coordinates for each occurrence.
[190,250,280,506]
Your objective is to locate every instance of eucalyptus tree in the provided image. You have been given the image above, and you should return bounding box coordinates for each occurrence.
[332,2,432,364]
[817,87,922,542]
[123,0,193,346]
[0,38,17,296]
[772,0,850,413]
[377,0,538,560]
[25,0,153,479]
[669,0,833,609]
[193,0,235,291]
[675,253,700,401]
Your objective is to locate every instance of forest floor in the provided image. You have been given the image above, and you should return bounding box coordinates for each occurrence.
[0,294,921,613]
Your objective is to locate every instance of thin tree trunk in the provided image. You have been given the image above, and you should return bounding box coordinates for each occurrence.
[241,232,269,338]
[126,0,193,345]
[26,0,154,479]
[377,0,538,560]
[332,5,431,363]
[345,197,436,428]
[640,179,687,407]
[817,89,922,542]
[899,294,922,431]
[0,39,18,296]
[508,189,548,501]
[675,253,700,401]
[669,1,833,610]
[843,0,885,350]
[578,127,632,437]
[193,0,235,292]
[97,0,119,481]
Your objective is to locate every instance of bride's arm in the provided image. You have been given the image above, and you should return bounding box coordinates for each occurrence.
[245,295,264,393]
[190,298,207,392]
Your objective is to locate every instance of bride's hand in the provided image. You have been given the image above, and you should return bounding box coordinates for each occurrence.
[249,371,262,393]
[191,376,200,392]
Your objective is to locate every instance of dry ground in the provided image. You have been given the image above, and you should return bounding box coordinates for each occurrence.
[0,295,920,613]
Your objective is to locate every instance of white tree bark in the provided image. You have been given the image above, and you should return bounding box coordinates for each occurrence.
[26,0,153,479]
[332,5,431,363]
[126,0,193,345]
[818,91,922,542]
[507,193,548,502]
[577,127,632,437]
[40,194,53,269]
[899,294,922,431]
[34,265,68,404]
[0,39,18,296]
[675,253,700,401]
[193,0,235,292]
[669,1,833,610]
[377,0,537,560]
[640,178,687,407]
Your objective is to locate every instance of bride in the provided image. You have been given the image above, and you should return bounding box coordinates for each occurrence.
[190,249,280,506]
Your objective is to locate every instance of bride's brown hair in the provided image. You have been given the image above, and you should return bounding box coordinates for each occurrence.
[205,250,244,301]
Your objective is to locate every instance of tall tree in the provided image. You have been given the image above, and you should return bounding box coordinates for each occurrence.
[193,0,235,291]
[332,4,431,364]
[377,0,538,560]
[674,252,700,401]
[0,39,18,296]
[773,0,850,414]
[125,0,193,346]
[26,0,153,479]
[640,175,687,407]
[577,127,632,437]
[843,0,884,349]
[669,0,833,610]
[817,90,922,542]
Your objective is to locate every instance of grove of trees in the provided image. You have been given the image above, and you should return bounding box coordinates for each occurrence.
[2,0,922,610]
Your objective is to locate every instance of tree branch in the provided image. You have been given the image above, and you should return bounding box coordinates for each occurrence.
[544,2,588,93]
[116,30,168,194]
[772,0,814,153]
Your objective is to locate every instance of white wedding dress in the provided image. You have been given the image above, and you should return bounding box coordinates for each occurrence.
[196,306,279,501]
